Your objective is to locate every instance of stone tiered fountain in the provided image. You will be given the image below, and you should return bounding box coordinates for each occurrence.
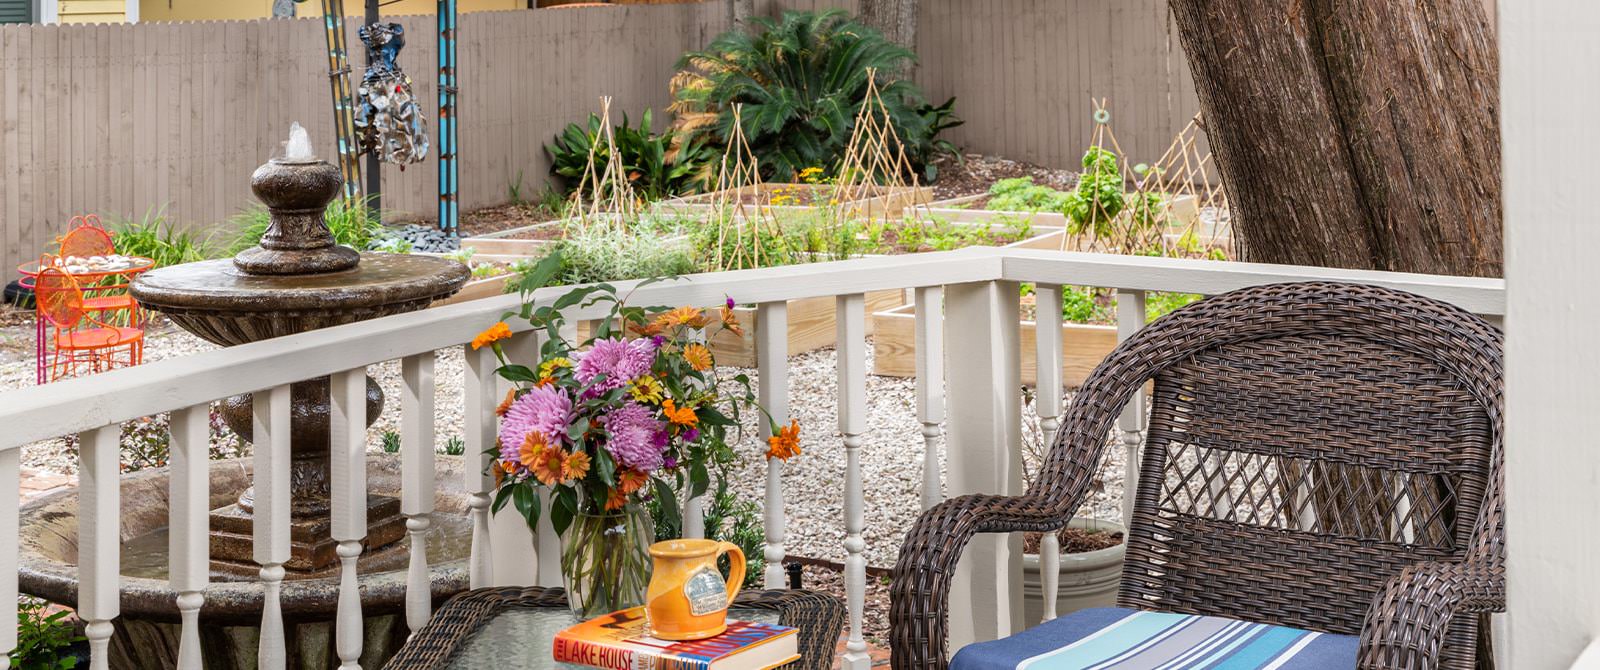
[17,126,475,669]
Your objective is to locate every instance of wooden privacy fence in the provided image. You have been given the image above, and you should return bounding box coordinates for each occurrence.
[0,0,1206,274]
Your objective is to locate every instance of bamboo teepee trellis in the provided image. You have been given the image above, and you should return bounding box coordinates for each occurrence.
[568,96,640,233]
[828,70,932,224]
[702,104,786,271]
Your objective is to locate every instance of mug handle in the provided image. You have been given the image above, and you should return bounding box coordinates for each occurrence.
[717,541,745,606]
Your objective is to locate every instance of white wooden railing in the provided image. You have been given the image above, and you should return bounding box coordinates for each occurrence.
[0,248,1504,668]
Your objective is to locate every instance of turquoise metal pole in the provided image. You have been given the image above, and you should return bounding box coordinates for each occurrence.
[437,0,459,234]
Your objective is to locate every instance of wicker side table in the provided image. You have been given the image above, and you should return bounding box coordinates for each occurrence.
[383,587,845,670]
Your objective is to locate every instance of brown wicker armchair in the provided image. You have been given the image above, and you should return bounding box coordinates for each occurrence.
[888,282,1504,670]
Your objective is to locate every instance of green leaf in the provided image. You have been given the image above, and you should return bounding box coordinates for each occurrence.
[653,478,681,532]
[491,484,517,514]
[497,365,537,383]
[595,448,617,487]
[551,487,579,536]
[690,462,711,499]
[512,483,541,533]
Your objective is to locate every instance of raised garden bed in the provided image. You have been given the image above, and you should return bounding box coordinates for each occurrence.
[458,221,564,260]
[872,301,1117,387]
[708,289,909,367]
[654,182,934,220]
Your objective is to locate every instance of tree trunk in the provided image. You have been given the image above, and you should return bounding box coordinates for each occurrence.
[858,0,918,76]
[727,0,754,28]
[1168,0,1502,277]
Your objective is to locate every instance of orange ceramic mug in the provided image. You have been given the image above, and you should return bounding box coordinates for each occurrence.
[644,539,746,640]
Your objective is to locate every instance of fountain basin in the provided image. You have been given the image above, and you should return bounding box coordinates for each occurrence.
[130,252,470,347]
[18,455,475,669]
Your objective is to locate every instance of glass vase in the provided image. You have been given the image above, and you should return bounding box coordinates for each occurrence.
[561,502,654,618]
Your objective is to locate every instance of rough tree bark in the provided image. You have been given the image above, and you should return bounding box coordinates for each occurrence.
[727,0,754,28]
[1168,0,1502,277]
[858,0,918,76]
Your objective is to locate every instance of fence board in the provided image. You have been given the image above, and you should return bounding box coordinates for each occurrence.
[0,2,1205,273]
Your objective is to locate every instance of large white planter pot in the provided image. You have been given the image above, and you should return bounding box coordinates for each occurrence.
[1022,518,1127,628]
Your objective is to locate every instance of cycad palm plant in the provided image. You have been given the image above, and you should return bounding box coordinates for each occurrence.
[670,10,935,182]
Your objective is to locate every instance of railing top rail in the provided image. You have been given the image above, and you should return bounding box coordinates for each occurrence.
[0,248,1503,448]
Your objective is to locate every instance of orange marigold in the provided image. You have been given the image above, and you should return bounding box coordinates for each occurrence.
[720,305,744,336]
[471,322,513,350]
[653,306,710,331]
[495,389,518,417]
[618,468,650,495]
[562,450,592,481]
[661,398,699,428]
[682,344,713,372]
[767,420,802,461]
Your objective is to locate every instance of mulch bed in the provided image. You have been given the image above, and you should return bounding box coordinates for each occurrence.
[1023,526,1126,555]
[458,203,563,238]
[929,153,1077,200]
[497,224,567,241]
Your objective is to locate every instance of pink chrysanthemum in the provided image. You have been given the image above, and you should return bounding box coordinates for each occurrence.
[575,338,656,393]
[601,402,668,472]
[498,384,574,459]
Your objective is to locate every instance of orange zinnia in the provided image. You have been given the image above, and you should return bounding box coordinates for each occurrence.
[562,451,592,481]
[532,448,567,486]
[720,305,744,336]
[767,420,802,461]
[518,432,551,471]
[618,468,650,495]
[661,398,699,428]
[604,487,629,511]
[492,460,507,488]
[682,344,714,372]
[495,389,518,417]
[653,306,710,331]
[471,322,513,350]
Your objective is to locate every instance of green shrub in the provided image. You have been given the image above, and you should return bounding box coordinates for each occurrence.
[227,197,386,254]
[547,109,715,202]
[108,208,221,267]
[551,220,698,285]
[10,597,84,670]
[671,10,959,183]
[986,177,1070,213]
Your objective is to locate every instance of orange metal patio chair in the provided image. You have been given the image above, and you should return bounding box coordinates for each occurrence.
[35,267,144,381]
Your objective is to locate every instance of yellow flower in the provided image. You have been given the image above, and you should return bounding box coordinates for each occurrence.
[538,357,572,379]
[766,420,802,461]
[628,375,665,404]
[471,322,513,350]
[653,306,710,330]
[661,399,699,428]
[683,344,713,372]
[562,451,591,482]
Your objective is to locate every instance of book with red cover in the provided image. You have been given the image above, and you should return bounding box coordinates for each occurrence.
[552,608,800,670]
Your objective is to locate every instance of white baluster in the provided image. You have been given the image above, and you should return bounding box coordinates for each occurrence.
[402,353,437,634]
[683,494,706,539]
[1033,284,1064,622]
[80,424,120,670]
[255,385,292,670]
[491,331,543,587]
[944,281,1025,646]
[329,369,368,669]
[836,294,870,670]
[757,301,789,588]
[1116,289,1148,529]
[0,448,17,659]
[914,286,945,510]
[169,405,211,670]
[464,345,497,588]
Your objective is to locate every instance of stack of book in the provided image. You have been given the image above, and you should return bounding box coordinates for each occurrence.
[553,608,800,670]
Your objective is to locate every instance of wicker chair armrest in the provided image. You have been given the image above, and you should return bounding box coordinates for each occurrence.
[1357,559,1505,670]
[888,492,1071,670]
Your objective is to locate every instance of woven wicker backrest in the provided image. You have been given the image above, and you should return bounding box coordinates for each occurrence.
[1038,283,1502,637]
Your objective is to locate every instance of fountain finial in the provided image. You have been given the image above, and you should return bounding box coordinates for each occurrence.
[232,123,361,275]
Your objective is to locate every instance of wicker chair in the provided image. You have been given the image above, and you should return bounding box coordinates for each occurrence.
[888,282,1504,670]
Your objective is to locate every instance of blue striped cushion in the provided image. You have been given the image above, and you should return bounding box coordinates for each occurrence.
[950,607,1357,670]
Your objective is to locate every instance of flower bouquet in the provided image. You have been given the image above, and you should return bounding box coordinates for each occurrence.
[477,261,799,617]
